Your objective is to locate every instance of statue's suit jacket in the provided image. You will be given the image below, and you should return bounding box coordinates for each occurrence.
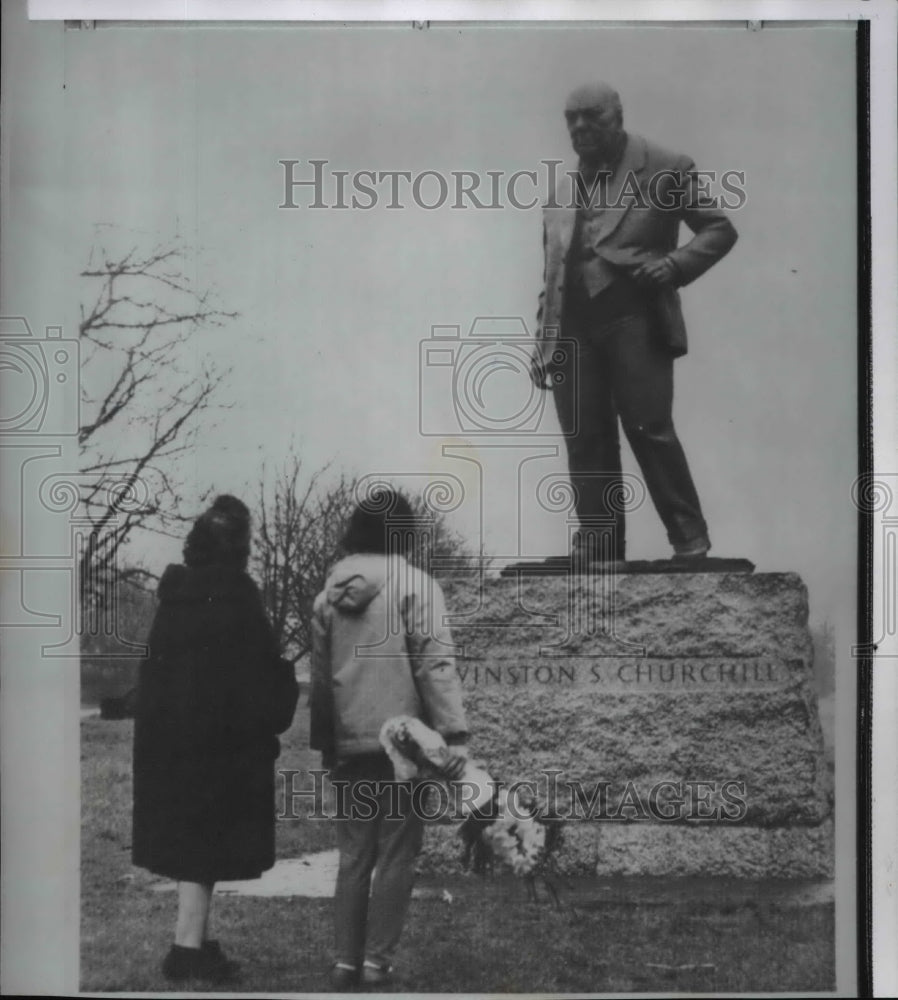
[536,133,737,363]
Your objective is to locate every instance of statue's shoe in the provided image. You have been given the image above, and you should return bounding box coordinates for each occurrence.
[672,537,711,560]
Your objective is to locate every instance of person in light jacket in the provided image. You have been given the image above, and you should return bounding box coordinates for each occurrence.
[310,488,468,990]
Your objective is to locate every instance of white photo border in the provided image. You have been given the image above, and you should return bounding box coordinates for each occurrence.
[2,1,895,996]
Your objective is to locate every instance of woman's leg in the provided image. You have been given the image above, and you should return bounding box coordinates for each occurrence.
[174,881,214,948]
[164,880,238,983]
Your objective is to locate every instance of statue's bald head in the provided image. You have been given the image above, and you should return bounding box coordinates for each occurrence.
[564,82,624,165]
[565,82,623,120]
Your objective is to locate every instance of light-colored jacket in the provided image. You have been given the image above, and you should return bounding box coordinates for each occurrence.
[310,553,467,758]
[536,132,738,364]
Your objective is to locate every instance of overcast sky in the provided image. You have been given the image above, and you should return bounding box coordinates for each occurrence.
[6,16,858,627]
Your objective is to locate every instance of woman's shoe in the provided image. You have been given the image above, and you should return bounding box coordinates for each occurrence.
[161,943,240,984]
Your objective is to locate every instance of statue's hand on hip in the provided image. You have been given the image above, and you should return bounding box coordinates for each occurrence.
[530,351,553,391]
[633,256,678,288]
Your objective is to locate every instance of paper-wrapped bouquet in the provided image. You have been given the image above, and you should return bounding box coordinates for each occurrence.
[378,715,563,885]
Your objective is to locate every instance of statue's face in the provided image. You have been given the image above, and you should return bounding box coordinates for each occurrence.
[564,92,622,164]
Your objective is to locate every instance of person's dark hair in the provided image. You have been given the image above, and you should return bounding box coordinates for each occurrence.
[342,487,416,557]
[183,494,251,570]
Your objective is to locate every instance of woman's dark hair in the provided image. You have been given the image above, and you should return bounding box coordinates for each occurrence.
[342,488,416,557]
[183,494,251,570]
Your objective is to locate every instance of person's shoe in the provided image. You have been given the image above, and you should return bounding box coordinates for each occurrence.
[161,943,240,984]
[330,962,359,990]
[161,944,200,982]
[672,537,711,561]
[361,960,394,988]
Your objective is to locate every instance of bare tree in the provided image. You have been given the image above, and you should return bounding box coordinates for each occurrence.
[254,453,474,663]
[78,233,237,596]
[255,456,357,664]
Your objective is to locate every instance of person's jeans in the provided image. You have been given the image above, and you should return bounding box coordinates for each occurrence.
[552,285,709,554]
[332,754,424,970]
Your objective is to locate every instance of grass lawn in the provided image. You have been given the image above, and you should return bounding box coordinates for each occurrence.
[82,707,835,994]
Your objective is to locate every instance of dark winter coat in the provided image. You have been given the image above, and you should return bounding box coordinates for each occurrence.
[132,563,298,883]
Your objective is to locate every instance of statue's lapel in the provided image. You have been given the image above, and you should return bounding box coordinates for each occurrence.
[594,133,648,244]
[544,163,579,255]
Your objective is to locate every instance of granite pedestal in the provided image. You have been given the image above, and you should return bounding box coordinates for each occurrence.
[419,569,833,878]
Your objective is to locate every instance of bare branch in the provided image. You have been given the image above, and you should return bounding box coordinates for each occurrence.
[78,232,237,610]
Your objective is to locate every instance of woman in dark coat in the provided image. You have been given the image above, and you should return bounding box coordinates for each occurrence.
[132,495,298,984]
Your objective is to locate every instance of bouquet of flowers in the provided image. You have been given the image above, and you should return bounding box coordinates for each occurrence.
[378,715,494,813]
[379,716,564,904]
[465,787,548,874]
